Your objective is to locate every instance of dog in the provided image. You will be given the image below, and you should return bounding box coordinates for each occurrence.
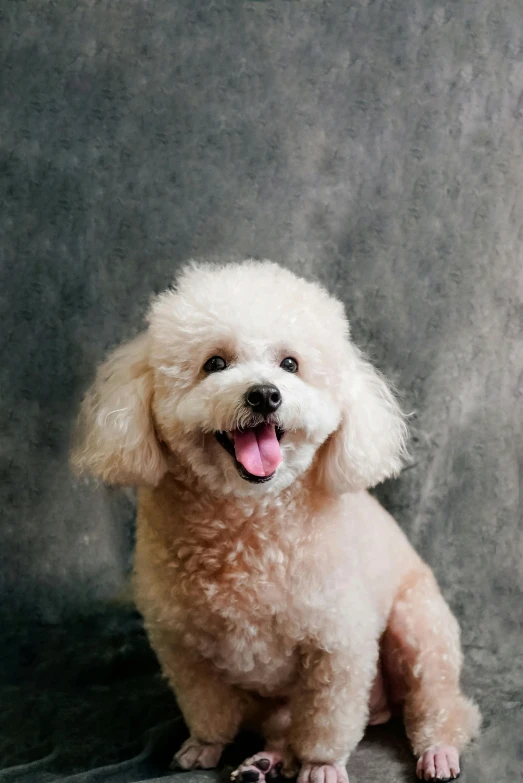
[72,261,480,783]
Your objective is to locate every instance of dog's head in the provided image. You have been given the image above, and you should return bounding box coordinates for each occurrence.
[72,261,408,496]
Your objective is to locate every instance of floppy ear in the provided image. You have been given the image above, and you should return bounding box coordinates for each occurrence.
[318,346,409,494]
[71,333,167,486]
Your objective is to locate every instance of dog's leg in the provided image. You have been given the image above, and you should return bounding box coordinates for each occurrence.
[384,568,481,781]
[149,631,252,770]
[289,643,378,783]
[367,660,392,725]
[231,703,298,782]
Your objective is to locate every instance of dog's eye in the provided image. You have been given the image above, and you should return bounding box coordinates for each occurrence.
[280,357,298,373]
[203,356,227,373]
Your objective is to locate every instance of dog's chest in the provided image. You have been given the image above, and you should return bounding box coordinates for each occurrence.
[177,522,303,693]
[191,616,298,695]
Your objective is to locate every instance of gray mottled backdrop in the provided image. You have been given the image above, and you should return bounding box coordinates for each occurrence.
[1,2,521,782]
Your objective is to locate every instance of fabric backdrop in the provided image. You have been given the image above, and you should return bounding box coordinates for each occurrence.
[1,1,521,782]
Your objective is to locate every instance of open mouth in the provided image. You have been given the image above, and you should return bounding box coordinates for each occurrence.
[215,423,285,483]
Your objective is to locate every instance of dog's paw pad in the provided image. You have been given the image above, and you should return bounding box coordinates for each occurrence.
[231,752,287,782]
[241,772,262,782]
[172,738,224,771]
[416,746,460,781]
[297,763,349,783]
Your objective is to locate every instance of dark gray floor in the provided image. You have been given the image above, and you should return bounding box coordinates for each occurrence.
[1,607,520,783]
[1,1,522,781]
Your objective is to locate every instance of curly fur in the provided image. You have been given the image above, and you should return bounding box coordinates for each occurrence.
[72,261,480,781]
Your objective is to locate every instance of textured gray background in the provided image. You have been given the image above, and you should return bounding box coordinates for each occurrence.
[1,1,522,781]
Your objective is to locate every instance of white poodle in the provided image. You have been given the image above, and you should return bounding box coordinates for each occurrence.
[73,261,480,783]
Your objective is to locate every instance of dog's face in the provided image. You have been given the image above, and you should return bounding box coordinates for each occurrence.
[73,262,407,497]
[148,264,344,495]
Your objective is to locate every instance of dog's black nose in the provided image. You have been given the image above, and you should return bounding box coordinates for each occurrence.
[245,384,282,414]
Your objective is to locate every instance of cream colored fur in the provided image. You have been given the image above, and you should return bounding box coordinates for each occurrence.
[72,261,480,782]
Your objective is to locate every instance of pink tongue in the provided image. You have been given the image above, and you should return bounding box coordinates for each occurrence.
[232,424,282,477]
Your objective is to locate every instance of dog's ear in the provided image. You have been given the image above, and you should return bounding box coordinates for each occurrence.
[71,333,167,486]
[317,346,408,494]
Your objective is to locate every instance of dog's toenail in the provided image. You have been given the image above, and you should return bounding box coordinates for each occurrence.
[255,760,271,772]
[241,772,260,782]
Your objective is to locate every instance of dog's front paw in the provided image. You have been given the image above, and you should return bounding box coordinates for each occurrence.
[171,737,225,770]
[297,763,349,783]
[416,746,460,781]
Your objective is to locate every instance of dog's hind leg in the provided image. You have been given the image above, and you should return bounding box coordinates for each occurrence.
[383,568,481,781]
